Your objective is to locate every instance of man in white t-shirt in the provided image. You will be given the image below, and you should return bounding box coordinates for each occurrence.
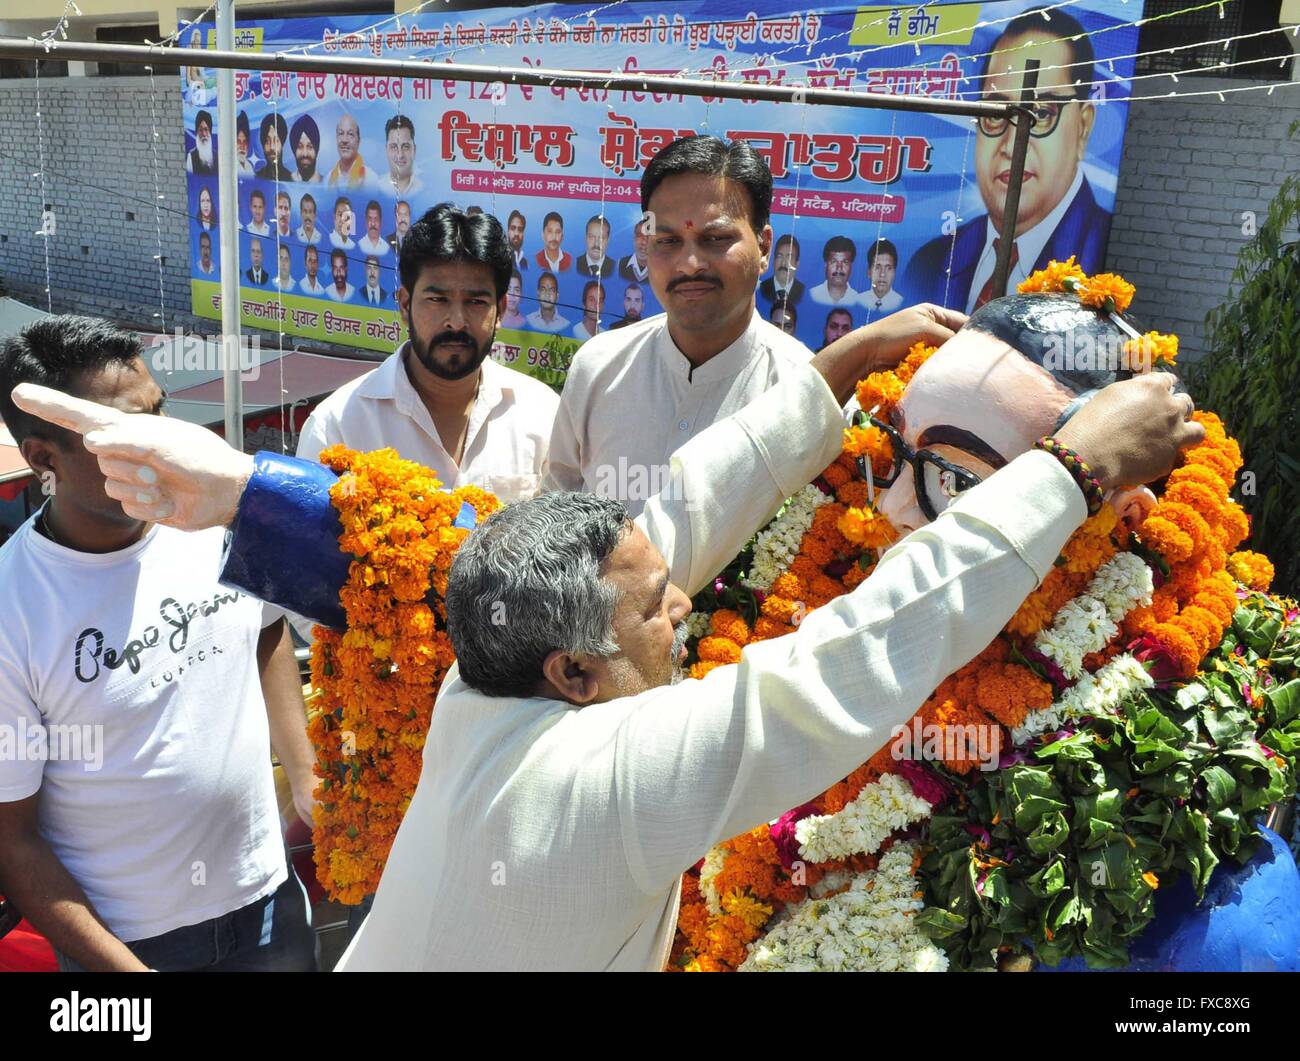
[546,136,963,517]
[0,316,318,972]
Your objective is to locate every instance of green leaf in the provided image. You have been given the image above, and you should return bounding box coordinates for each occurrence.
[1265,679,1300,726]
[914,908,967,940]
[1015,794,1067,832]
[1201,765,1238,811]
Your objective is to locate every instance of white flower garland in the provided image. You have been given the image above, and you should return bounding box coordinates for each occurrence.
[698,844,728,917]
[794,772,933,864]
[742,484,830,592]
[1033,552,1154,680]
[740,843,948,972]
[1012,653,1155,745]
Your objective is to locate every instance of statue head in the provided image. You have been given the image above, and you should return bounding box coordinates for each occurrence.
[875,292,1166,536]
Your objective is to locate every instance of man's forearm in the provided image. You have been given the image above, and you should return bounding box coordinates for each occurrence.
[0,836,147,972]
[258,618,316,821]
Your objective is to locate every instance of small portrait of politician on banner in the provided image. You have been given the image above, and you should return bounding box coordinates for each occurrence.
[330,197,357,250]
[526,270,570,332]
[357,200,391,258]
[290,114,323,184]
[255,113,293,183]
[768,299,797,336]
[296,192,323,245]
[506,210,528,273]
[380,114,423,198]
[299,244,326,295]
[234,111,256,177]
[360,257,387,305]
[196,230,216,276]
[609,281,645,330]
[244,238,269,287]
[904,7,1107,312]
[534,212,573,273]
[501,270,527,329]
[195,184,217,232]
[618,216,651,283]
[818,306,854,352]
[185,109,216,176]
[274,190,293,240]
[271,244,296,293]
[572,280,605,341]
[860,238,904,315]
[244,188,270,237]
[575,215,613,279]
[809,236,860,307]
[758,233,804,308]
[327,248,356,302]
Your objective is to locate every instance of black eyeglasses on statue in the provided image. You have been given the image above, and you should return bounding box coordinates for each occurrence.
[977,94,1085,140]
[856,416,982,523]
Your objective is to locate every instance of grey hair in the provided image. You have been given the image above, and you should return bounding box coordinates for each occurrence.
[444,491,630,697]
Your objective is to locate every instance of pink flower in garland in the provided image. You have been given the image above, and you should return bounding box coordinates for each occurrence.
[1129,633,1185,684]
[896,758,951,808]
[769,802,821,869]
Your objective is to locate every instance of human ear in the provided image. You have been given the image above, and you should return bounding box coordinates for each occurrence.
[540,649,601,705]
[19,436,58,479]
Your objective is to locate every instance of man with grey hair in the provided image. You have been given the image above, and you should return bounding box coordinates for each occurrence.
[11,312,1202,970]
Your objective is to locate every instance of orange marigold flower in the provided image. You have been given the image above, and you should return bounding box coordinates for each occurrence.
[752,616,796,641]
[770,572,805,600]
[697,636,743,665]
[760,594,802,624]
[709,608,751,646]
[821,461,852,489]
[855,373,905,417]
[838,504,896,549]
[1122,331,1179,370]
[835,479,871,509]
[1018,256,1086,294]
[1218,501,1250,552]
[1140,515,1195,565]
[690,660,725,680]
[1077,272,1136,313]
[1226,550,1275,592]
[1146,622,1201,679]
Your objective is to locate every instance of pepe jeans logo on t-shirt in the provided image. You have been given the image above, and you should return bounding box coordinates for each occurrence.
[72,589,245,685]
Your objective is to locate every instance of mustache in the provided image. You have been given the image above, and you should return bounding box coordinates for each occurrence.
[667,275,722,293]
[431,331,477,348]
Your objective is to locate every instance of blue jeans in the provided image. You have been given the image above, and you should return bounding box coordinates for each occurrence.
[58,869,317,972]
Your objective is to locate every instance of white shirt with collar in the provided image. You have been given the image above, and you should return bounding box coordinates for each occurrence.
[357,234,390,258]
[965,168,1085,314]
[860,287,903,314]
[544,310,814,518]
[336,362,1086,971]
[809,280,860,306]
[297,343,560,505]
[326,283,356,302]
[244,221,270,237]
[296,225,322,245]
[299,275,326,295]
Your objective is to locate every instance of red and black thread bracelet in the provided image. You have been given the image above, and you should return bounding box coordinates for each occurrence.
[1033,436,1105,516]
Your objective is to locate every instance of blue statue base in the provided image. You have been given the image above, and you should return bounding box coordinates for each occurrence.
[1039,826,1300,972]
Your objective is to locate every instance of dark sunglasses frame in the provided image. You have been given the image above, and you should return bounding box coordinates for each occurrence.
[856,416,983,523]
[977,94,1085,140]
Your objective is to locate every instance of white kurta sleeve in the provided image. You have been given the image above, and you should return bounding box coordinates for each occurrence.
[541,374,587,494]
[612,449,1086,894]
[635,361,845,597]
[295,409,334,465]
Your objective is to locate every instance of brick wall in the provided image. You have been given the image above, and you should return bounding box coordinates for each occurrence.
[0,75,204,333]
[1104,76,1300,359]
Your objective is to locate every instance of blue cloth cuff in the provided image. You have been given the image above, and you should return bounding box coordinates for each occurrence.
[220,451,351,630]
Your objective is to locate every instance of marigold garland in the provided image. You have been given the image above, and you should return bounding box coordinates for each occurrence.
[673,264,1282,972]
[307,446,498,903]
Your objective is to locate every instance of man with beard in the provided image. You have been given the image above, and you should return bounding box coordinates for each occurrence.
[525,271,570,334]
[610,282,644,330]
[298,205,560,504]
[234,112,256,177]
[299,245,325,296]
[185,110,216,176]
[326,249,355,302]
[289,114,323,184]
[506,210,528,273]
[255,113,292,183]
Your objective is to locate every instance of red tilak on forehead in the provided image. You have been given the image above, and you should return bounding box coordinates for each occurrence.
[684,219,694,229]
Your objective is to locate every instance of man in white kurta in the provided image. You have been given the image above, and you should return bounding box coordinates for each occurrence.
[336,358,1088,971]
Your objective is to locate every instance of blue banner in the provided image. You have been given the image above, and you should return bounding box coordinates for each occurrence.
[181,1,1140,378]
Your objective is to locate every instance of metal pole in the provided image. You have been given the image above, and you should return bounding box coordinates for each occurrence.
[214,1,244,451]
[990,59,1040,301]
[0,36,1023,121]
